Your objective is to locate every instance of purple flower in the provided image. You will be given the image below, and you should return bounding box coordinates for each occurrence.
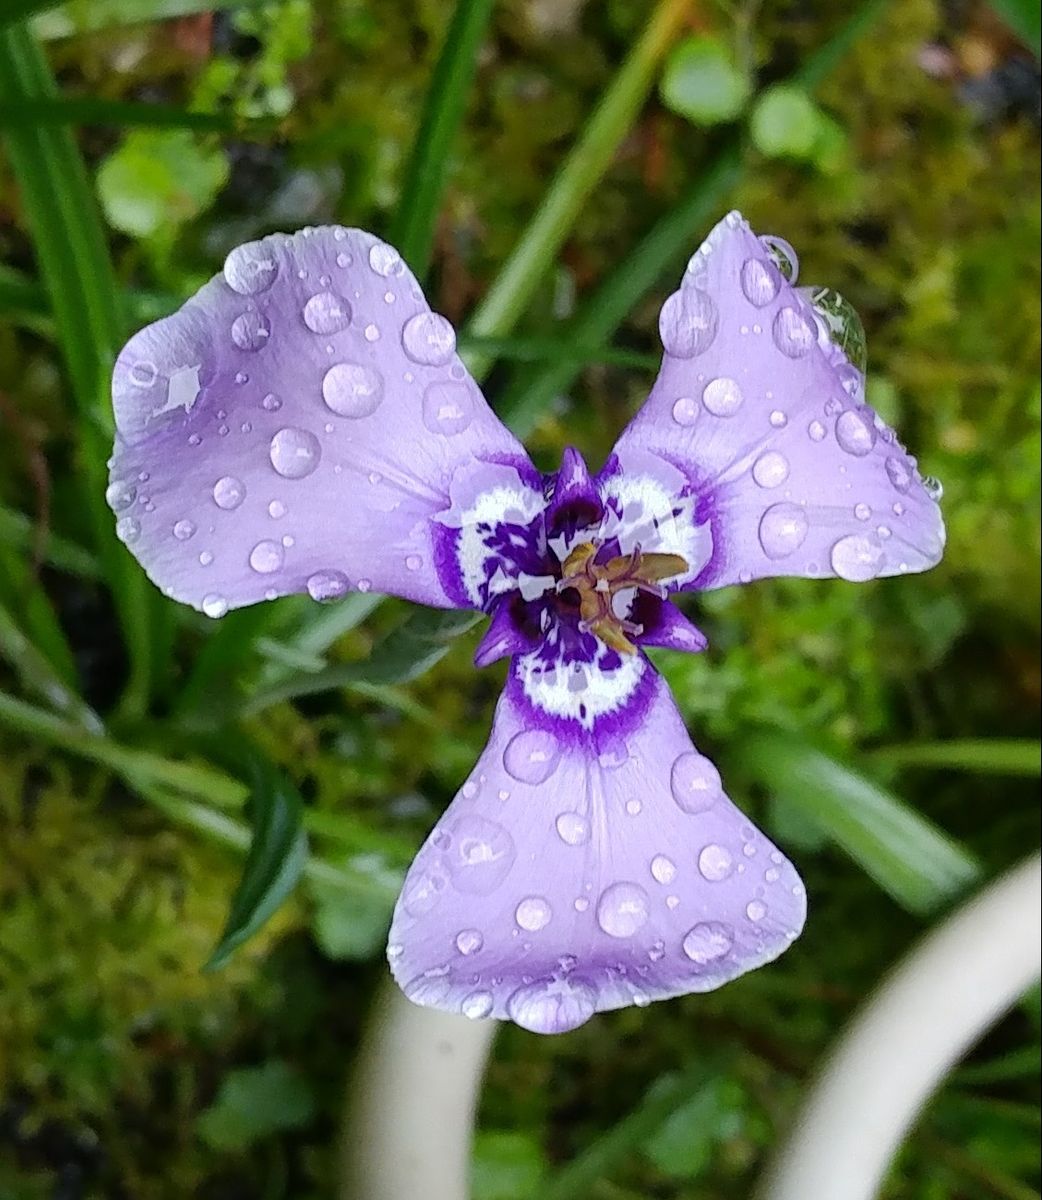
[107,212,945,1033]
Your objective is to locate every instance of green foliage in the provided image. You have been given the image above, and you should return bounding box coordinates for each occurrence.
[197,1060,315,1150]
[471,1131,547,1200]
[660,35,751,126]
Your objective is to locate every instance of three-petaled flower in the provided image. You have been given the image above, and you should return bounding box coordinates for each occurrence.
[107,212,945,1034]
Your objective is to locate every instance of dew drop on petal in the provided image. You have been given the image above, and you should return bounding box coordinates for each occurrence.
[307,570,350,601]
[650,855,677,885]
[670,752,723,814]
[444,816,516,895]
[455,929,484,956]
[555,812,590,846]
[808,419,827,442]
[249,539,284,574]
[173,519,196,540]
[596,882,650,938]
[106,480,136,511]
[682,921,733,964]
[769,409,788,428]
[671,396,699,427]
[702,377,743,417]
[202,592,228,618]
[212,475,246,510]
[516,896,553,932]
[772,306,815,358]
[885,456,913,493]
[461,990,494,1020]
[303,291,352,334]
[697,844,734,882]
[752,451,790,489]
[231,310,271,352]
[422,380,473,436]
[323,362,384,418]
[270,427,321,478]
[115,516,140,544]
[854,502,872,521]
[835,408,877,457]
[659,287,718,358]
[503,730,561,784]
[746,900,768,922]
[830,534,884,582]
[506,977,597,1034]
[402,312,456,366]
[740,257,780,307]
[224,242,278,295]
[368,241,404,277]
[758,503,809,559]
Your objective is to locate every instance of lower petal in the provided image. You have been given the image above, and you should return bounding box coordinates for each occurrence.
[387,668,806,1033]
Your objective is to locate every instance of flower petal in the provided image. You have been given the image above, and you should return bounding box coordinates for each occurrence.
[387,666,805,1033]
[612,211,945,589]
[108,227,531,615]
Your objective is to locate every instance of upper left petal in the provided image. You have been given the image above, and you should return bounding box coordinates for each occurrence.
[108,227,530,614]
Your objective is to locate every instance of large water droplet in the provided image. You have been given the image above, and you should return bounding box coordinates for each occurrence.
[444,815,516,895]
[368,241,404,277]
[702,377,743,417]
[516,896,553,932]
[503,730,561,785]
[773,307,815,358]
[323,362,383,418]
[659,287,718,358]
[173,519,196,541]
[402,312,456,366]
[740,257,780,307]
[422,380,473,436]
[249,539,284,574]
[596,882,650,938]
[650,855,677,885]
[697,844,734,882]
[758,503,809,559]
[762,235,799,283]
[303,291,352,334]
[455,929,484,955]
[922,474,944,501]
[670,752,723,814]
[671,396,699,427]
[115,515,140,544]
[555,812,590,846]
[830,534,884,582]
[752,451,790,489]
[307,569,350,601]
[224,242,278,295]
[885,456,912,493]
[201,592,228,618]
[270,427,321,478]
[212,475,246,510]
[506,977,597,1034]
[682,921,734,964]
[804,286,867,373]
[106,480,136,512]
[461,990,494,1020]
[231,310,271,352]
[835,408,876,457]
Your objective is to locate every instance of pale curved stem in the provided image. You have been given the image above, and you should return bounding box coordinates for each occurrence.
[757,853,1042,1200]
[340,978,497,1200]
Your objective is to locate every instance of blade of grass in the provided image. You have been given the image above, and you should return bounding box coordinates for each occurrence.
[0,0,60,31]
[497,0,891,435]
[0,504,101,578]
[463,0,692,376]
[30,0,268,40]
[0,23,154,715]
[0,543,79,681]
[872,739,1041,777]
[0,96,256,133]
[389,0,497,279]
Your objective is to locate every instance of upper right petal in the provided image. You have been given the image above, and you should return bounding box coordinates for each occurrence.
[108,227,532,615]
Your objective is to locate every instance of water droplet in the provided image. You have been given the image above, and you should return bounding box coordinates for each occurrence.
[323,362,383,418]
[885,456,912,493]
[461,990,494,1020]
[212,475,246,510]
[422,380,473,436]
[650,855,676,885]
[804,286,867,373]
[762,235,799,282]
[270,427,321,478]
[702,376,743,417]
[922,474,943,501]
[769,409,788,428]
[106,480,136,511]
[682,921,733,964]
[364,323,380,342]
[746,900,767,922]
[830,534,884,582]
[405,554,423,572]
[854,502,871,521]
[506,977,597,1034]
[671,752,723,814]
[772,306,815,358]
[740,257,780,306]
[368,241,404,277]
[224,242,277,295]
[697,844,734,882]
[303,291,352,334]
[249,539,284,574]
[659,287,718,358]
[555,812,589,846]
[307,570,350,601]
[835,408,876,457]
[198,550,214,566]
[444,815,516,894]
[758,503,809,559]
[455,929,484,956]
[516,896,552,932]
[625,798,642,816]
[402,868,448,916]
[596,882,650,938]
[596,738,629,770]
[173,519,196,540]
[504,730,561,785]
[671,396,699,427]
[402,312,456,366]
[231,310,271,352]
[202,592,228,618]
[808,420,827,442]
[261,392,282,412]
[115,515,140,544]
[752,451,790,488]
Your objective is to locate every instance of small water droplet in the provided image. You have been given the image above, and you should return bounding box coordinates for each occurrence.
[307,569,350,601]
[835,408,876,457]
[106,480,136,511]
[405,554,423,572]
[455,929,484,956]
[261,392,282,412]
[323,362,384,418]
[758,503,809,559]
[402,312,456,366]
[702,376,743,417]
[202,592,228,618]
[650,855,676,885]
[270,427,321,478]
[830,534,884,582]
[596,882,650,938]
[506,977,597,1034]
[224,242,278,295]
[671,396,699,427]
[740,257,780,306]
[659,287,718,358]
[752,451,790,489]
[249,539,284,574]
[422,380,474,436]
[769,409,788,428]
[173,519,196,540]
[922,474,943,501]
[555,812,589,846]
[461,990,494,1020]
[516,896,553,932]
[746,900,767,922]
[303,291,352,334]
[212,475,246,510]
[115,515,140,544]
[854,502,872,521]
[885,456,912,493]
[504,730,561,785]
[670,752,723,814]
[682,921,733,964]
[808,419,827,442]
[697,844,734,882]
[231,310,271,351]
[368,241,404,277]
[772,306,815,358]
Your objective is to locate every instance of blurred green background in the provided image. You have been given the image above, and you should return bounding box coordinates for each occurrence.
[0,0,1039,1197]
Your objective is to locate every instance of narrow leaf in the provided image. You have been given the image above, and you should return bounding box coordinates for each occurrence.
[0,96,247,132]
[739,730,981,914]
[988,0,1041,56]
[206,754,308,969]
[873,739,1041,778]
[31,0,267,39]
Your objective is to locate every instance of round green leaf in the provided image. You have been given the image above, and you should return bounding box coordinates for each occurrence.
[749,84,822,159]
[660,36,751,126]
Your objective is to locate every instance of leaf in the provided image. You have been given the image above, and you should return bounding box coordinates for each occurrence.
[0,96,245,132]
[30,0,268,40]
[739,730,981,914]
[471,1131,546,1200]
[206,754,308,969]
[389,0,497,279]
[196,1060,315,1151]
[873,739,1041,778]
[97,129,229,239]
[988,0,1041,56]
[749,84,823,159]
[644,1076,745,1178]
[308,871,397,961]
[660,35,751,126]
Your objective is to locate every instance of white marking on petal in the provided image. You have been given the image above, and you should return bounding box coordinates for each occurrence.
[516,648,645,731]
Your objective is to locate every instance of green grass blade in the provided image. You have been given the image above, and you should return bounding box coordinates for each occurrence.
[0,0,60,32]
[497,0,892,435]
[873,739,1041,777]
[464,0,691,376]
[0,96,250,132]
[30,0,267,40]
[739,730,981,915]
[0,22,154,715]
[389,0,497,279]
[987,0,1041,56]
[0,504,101,578]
